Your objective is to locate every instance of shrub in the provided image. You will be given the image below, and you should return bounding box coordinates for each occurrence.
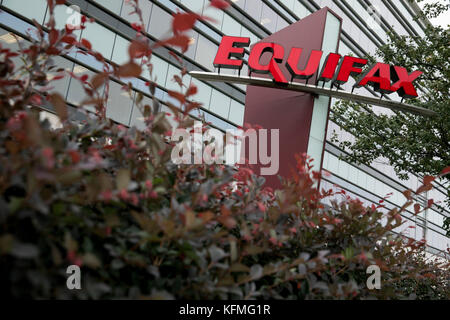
[0,0,449,299]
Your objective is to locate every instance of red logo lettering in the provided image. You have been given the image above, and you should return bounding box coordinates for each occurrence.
[213,36,250,70]
[248,42,287,83]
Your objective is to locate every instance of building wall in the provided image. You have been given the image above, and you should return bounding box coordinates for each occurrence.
[0,0,448,257]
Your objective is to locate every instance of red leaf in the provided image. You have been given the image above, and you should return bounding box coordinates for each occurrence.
[81,38,92,50]
[128,39,151,59]
[131,23,143,32]
[185,101,201,114]
[167,90,186,105]
[156,35,191,52]
[168,51,183,64]
[416,183,432,194]
[402,189,412,200]
[49,93,68,121]
[49,29,59,45]
[257,202,266,212]
[68,150,80,164]
[414,203,421,215]
[51,74,65,81]
[46,47,61,55]
[218,215,236,229]
[47,0,55,11]
[30,94,42,106]
[186,84,197,97]
[91,72,108,89]
[423,175,435,186]
[441,166,450,176]
[172,12,200,34]
[116,61,142,78]
[61,35,77,45]
[427,199,434,208]
[173,75,183,88]
[80,74,89,82]
[209,0,230,10]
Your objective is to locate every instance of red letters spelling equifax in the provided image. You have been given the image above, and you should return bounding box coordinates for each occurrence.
[213,36,423,98]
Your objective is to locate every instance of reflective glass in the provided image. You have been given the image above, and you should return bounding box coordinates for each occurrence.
[81,22,116,60]
[221,14,241,36]
[148,55,169,87]
[190,78,212,109]
[260,4,277,33]
[148,5,172,39]
[120,0,152,27]
[94,0,123,15]
[3,0,48,24]
[106,81,134,125]
[244,0,263,22]
[45,56,74,99]
[209,89,230,119]
[228,99,245,126]
[67,65,97,107]
[111,35,130,65]
[194,35,218,70]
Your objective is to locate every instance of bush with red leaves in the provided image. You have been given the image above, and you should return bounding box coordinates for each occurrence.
[0,0,449,300]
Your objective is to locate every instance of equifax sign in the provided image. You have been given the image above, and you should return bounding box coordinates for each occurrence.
[213,36,423,99]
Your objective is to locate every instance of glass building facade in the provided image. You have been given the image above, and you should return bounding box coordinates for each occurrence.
[0,0,448,258]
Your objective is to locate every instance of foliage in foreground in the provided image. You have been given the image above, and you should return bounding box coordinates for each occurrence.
[0,0,449,299]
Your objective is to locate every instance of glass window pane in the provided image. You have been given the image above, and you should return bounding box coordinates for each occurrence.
[105,81,134,125]
[190,78,212,109]
[180,0,204,13]
[147,55,169,87]
[81,22,116,60]
[280,0,295,11]
[148,5,172,39]
[165,65,183,92]
[228,99,245,126]
[233,0,246,9]
[93,0,123,15]
[51,4,81,40]
[326,153,339,174]
[3,0,48,24]
[46,57,74,99]
[111,35,130,65]
[240,27,259,45]
[276,15,289,32]
[195,35,217,70]
[120,0,152,27]
[293,1,309,19]
[160,105,179,129]
[209,89,230,119]
[203,5,224,30]
[0,28,27,69]
[260,4,277,33]
[184,30,199,60]
[129,95,153,130]
[244,0,263,22]
[222,14,241,36]
[67,66,97,107]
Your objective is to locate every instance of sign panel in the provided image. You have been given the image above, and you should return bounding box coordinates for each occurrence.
[189,7,430,189]
[213,38,423,99]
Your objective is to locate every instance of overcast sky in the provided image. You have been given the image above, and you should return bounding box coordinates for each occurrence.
[418,0,449,28]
